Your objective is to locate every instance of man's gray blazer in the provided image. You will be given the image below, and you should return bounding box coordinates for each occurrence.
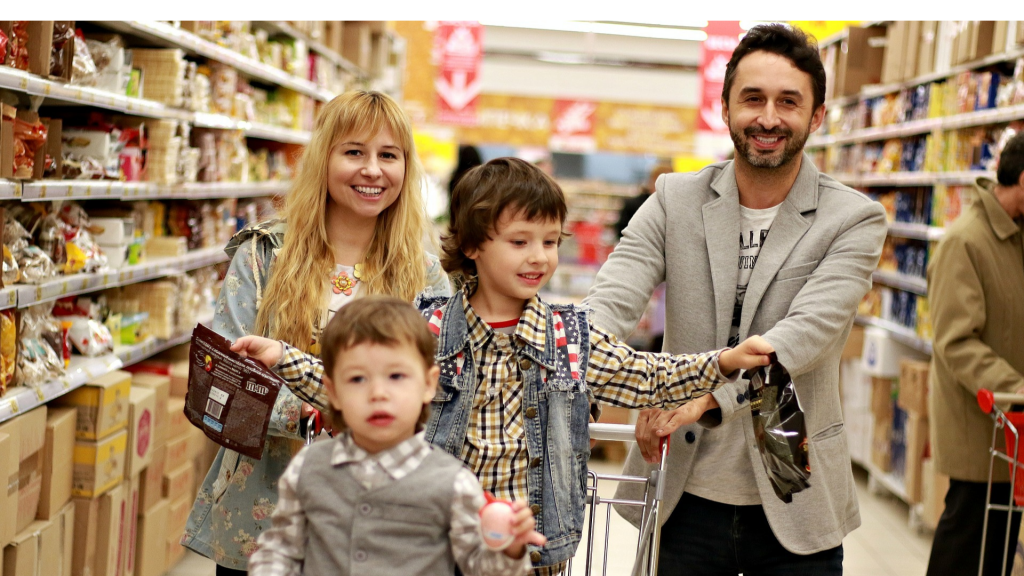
[585,154,887,554]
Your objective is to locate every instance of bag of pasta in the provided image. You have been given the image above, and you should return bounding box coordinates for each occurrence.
[746,353,811,503]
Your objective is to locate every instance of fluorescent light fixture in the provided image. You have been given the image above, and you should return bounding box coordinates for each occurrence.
[480,21,708,41]
[606,19,709,29]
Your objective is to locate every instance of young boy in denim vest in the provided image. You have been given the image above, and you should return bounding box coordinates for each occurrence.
[236,158,774,574]
[246,296,544,576]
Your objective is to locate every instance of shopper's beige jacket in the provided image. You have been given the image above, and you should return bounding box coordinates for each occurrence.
[585,154,887,555]
[928,177,1024,483]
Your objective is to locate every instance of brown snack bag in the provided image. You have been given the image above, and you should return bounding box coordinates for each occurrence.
[184,324,283,460]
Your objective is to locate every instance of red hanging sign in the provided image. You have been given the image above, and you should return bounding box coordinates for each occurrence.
[697,21,744,133]
[434,21,484,126]
[549,99,597,153]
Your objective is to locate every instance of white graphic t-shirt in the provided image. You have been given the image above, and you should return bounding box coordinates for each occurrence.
[686,202,781,507]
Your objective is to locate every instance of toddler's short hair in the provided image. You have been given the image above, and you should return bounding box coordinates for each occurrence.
[319,295,436,432]
[441,157,568,278]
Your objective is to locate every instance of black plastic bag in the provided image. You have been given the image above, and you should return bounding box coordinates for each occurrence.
[746,353,811,503]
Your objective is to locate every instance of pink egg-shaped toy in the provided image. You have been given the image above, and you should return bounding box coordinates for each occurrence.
[479,494,515,551]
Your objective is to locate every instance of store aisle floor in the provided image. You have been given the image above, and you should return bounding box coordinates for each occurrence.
[168,463,934,576]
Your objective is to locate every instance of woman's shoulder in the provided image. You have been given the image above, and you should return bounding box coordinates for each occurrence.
[224,218,288,259]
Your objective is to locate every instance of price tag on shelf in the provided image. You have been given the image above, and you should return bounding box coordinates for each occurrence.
[35,285,43,301]
[6,290,15,307]
[34,387,45,401]
[6,397,18,414]
[61,377,71,391]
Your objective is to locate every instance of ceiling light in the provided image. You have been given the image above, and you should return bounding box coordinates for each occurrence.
[480,21,708,41]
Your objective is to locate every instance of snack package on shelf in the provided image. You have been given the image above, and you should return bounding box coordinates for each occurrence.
[209,62,238,117]
[13,114,48,179]
[2,21,30,71]
[17,304,65,387]
[0,310,16,394]
[69,32,98,86]
[130,49,187,107]
[86,35,129,94]
[50,22,75,79]
[3,214,57,284]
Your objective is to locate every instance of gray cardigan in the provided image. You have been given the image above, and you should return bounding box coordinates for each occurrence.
[585,154,887,554]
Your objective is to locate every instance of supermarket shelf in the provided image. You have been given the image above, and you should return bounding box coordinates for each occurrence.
[0,288,18,311]
[0,180,22,199]
[855,315,933,355]
[117,313,213,366]
[887,221,946,241]
[807,103,1024,148]
[0,354,125,425]
[14,246,228,309]
[825,45,1024,108]
[256,21,366,79]
[0,313,213,424]
[872,270,928,295]
[192,113,312,144]
[95,21,334,102]
[834,171,993,187]
[853,456,911,504]
[20,180,288,201]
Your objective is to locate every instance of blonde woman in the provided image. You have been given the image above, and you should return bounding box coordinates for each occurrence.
[181,90,451,575]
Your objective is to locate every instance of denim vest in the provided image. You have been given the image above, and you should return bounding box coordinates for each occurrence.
[415,290,593,567]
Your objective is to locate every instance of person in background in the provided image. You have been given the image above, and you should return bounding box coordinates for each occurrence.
[181,90,451,575]
[585,24,887,575]
[449,144,483,199]
[614,162,673,240]
[925,130,1024,576]
[247,296,543,575]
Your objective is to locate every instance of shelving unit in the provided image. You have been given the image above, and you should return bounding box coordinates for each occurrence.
[0,313,213,425]
[12,179,291,201]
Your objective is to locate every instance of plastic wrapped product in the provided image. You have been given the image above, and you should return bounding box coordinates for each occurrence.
[746,353,811,503]
[2,244,19,285]
[0,310,16,393]
[70,34,98,86]
[66,316,113,356]
[3,216,56,284]
[5,22,29,70]
[50,22,74,77]
[16,305,64,387]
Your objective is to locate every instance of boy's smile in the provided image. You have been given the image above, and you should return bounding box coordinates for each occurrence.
[465,209,562,321]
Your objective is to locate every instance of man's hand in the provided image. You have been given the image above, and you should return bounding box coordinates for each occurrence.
[718,335,774,376]
[231,335,284,368]
[503,500,548,560]
[634,394,719,463]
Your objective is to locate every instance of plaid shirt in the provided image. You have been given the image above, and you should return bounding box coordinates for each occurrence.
[274,294,728,574]
[248,432,531,576]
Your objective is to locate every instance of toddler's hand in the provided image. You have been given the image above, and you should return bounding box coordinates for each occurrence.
[231,335,284,368]
[718,335,774,376]
[504,500,547,561]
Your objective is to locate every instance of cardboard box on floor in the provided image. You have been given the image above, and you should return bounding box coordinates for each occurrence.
[167,398,188,441]
[0,432,16,547]
[54,370,132,441]
[39,407,76,520]
[164,433,190,473]
[135,498,168,576]
[898,360,930,417]
[72,429,127,498]
[0,406,48,534]
[127,388,156,477]
[130,373,170,449]
[162,463,195,504]
[903,414,929,504]
[59,501,75,576]
[3,525,37,576]
[169,361,189,398]
[72,482,127,576]
[122,475,141,576]
[139,444,166,514]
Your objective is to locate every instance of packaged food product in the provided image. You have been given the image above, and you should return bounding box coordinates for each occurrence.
[4,22,29,70]
[185,323,284,459]
[746,354,811,503]
[70,33,98,85]
[3,216,56,284]
[50,22,75,77]
[0,310,16,392]
[13,116,48,178]
[17,305,65,387]
[66,316,113,356]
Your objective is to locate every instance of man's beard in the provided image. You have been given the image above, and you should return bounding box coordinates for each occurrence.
[730,122,810,169]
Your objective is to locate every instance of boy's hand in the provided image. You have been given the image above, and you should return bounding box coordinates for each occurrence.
[231,335,284,368]
[634,394,718,463]
[503,500,547,561]
[717,335,774,376]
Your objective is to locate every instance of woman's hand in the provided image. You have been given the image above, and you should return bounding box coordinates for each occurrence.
[231,335,284,368]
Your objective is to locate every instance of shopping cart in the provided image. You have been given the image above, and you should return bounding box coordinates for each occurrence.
[976,389,1024,576]
[566,422,670,576]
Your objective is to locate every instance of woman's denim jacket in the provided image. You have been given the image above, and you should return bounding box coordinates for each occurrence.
[416,289,593,568]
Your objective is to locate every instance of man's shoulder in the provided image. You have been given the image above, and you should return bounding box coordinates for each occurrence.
[817,173,881,208]
[660,162,729,193]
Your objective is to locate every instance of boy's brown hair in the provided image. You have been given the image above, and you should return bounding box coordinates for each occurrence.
[319,295,437,433]
[441,156,569,278]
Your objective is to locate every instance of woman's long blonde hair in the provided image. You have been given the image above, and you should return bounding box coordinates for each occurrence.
[254,90,430,349]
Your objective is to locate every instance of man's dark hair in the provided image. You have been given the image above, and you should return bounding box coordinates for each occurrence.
[722,23,827,112]
[997,131,1024,187]
[441,157,568,279]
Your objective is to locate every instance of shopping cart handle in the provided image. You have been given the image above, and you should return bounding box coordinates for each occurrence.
[588,423,671,451]
[978,390,1024,414]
